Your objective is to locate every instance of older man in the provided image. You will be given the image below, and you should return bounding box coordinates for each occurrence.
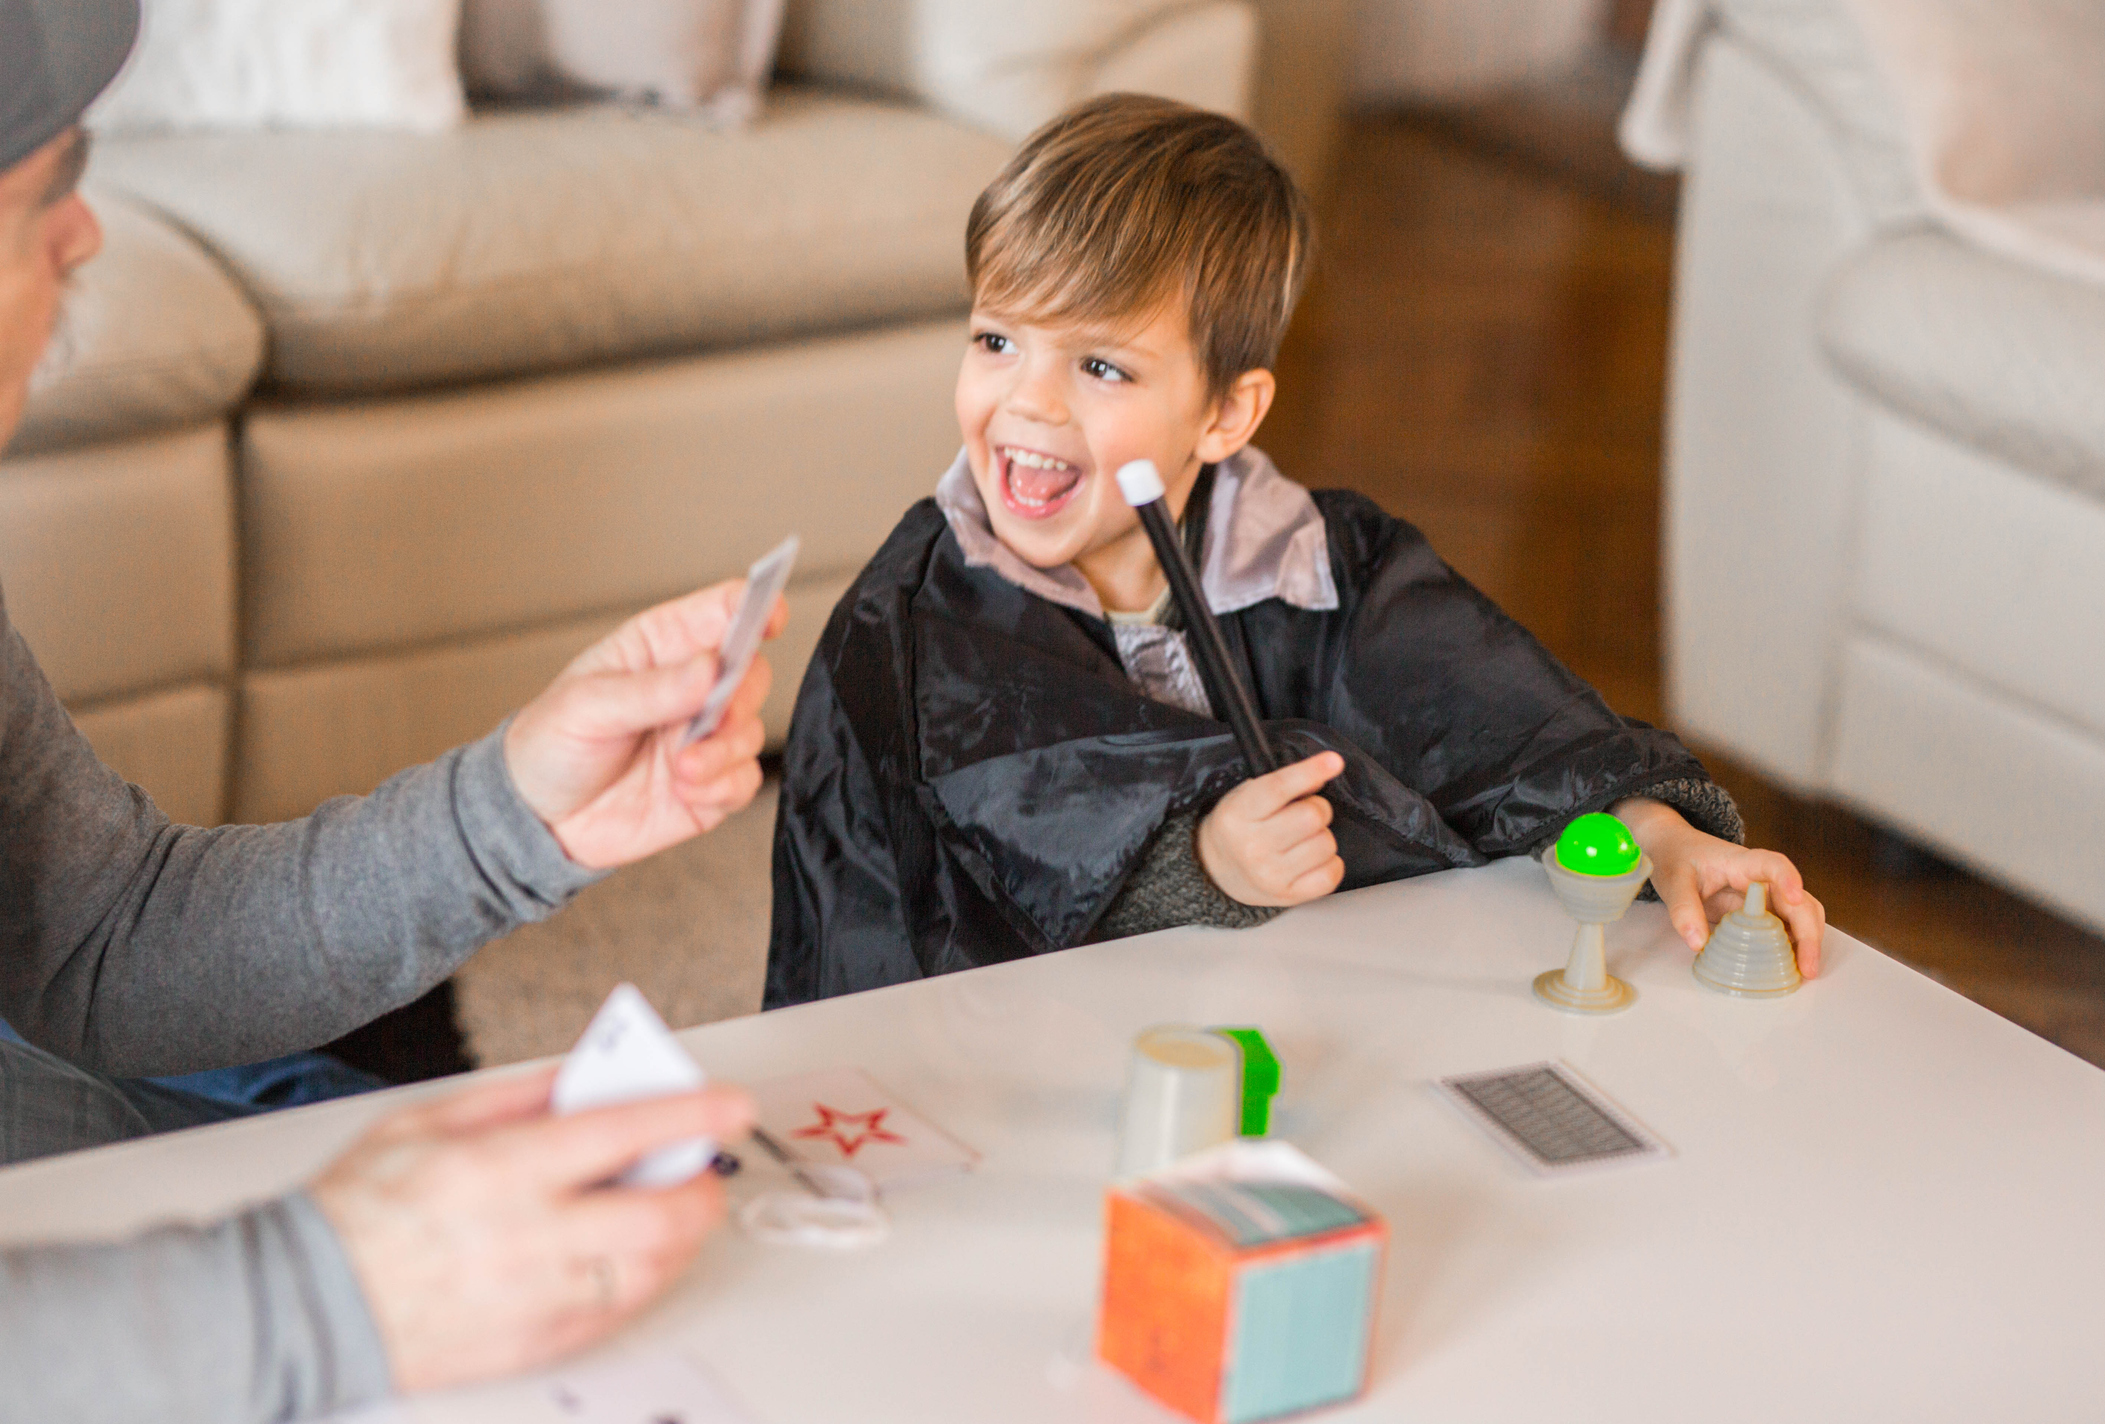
[0,1,775,1419]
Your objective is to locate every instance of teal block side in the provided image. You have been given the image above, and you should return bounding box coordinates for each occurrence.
[1220,1242,1378,1424]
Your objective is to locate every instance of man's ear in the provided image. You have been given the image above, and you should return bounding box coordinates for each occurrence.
[1194,368,1277,464]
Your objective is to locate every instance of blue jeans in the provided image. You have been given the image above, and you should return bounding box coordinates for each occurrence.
[0,1021,383,1166]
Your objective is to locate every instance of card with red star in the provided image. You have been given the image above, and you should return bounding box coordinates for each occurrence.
[749,1067,979,1190]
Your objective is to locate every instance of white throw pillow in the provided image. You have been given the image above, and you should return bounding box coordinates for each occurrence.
[777,0,1251,142]
[460,0,788,127]
[89,0,467,133]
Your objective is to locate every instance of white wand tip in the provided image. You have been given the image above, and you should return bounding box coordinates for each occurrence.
[1115,460,1166,507]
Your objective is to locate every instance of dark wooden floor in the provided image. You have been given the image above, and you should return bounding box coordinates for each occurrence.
[1268,115,2105,1068]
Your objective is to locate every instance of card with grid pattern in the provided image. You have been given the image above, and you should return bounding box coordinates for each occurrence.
[1434,1061,1668,1176]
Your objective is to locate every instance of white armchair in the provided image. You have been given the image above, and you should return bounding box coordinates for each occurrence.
[1624,0,2105,933]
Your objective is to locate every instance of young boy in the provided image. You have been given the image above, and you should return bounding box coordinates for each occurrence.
[765,95,1824,1008]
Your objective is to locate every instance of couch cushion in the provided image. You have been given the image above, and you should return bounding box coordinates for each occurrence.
[71,684,231,829]
[1852,410,2105,745]
[1830,633,2105,936]
[0,425,236,704]
[9,192,264,459]
[234,569,846,823]
[1820,228,2105,505]
[87,90,1010,396]
[241,318,965,667]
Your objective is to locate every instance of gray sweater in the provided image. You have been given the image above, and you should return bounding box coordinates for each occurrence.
[0,592,602,1422]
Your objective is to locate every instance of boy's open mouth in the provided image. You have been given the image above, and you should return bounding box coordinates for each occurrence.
[996,445,1084,520]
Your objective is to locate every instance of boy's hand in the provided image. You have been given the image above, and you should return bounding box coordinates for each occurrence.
[1197,752,1347,907]
[1615,797,1827,976]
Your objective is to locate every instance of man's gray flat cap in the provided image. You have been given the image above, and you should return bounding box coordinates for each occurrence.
[1,0,139,172]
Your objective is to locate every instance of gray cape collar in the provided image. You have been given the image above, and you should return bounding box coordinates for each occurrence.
[934,446,1338,621]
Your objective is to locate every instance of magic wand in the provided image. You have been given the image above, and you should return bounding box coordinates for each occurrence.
[1116,459,1279,777]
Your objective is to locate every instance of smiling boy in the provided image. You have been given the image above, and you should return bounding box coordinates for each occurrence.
[765,95,1824,1007]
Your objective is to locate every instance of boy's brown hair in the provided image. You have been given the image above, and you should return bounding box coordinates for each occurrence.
[965,93,1313,396]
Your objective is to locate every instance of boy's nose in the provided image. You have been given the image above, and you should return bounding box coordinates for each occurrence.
[1005,363,1069,426]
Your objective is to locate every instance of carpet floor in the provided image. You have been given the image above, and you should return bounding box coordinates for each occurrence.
[452,781,778,1067]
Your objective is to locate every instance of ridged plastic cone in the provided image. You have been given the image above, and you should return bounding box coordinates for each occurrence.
[1692,883,1801,997]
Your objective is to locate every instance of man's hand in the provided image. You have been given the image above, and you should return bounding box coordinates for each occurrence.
[1196,751,1347,907]
[1616,796,1828,976]
[310,1066,755,1394]
[504,582,787,869]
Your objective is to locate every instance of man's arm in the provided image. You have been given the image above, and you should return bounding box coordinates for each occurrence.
[0,578,777,1077]
[0,1194,389,1424]
[0,1071,760,1424]
[0,605,596,1076]
[0,576,778,1424]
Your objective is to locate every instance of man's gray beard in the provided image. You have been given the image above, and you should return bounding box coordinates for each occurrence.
[28,288,81,396]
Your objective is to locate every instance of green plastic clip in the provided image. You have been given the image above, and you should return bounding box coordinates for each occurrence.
[1212,1027,1281,1137]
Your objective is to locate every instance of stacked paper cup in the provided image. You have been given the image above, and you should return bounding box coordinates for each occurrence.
[1114,1026,1245,1177]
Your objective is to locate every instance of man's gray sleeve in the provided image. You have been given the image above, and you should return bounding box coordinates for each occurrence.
[0,590,607,1422]
[0,1194,391,1424]
[0,602,603,1076]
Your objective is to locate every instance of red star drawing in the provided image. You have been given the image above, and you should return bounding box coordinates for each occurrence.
[790,1103,908,1158]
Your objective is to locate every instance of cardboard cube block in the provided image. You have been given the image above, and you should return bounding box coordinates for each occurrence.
[1098,1174,1385,1423]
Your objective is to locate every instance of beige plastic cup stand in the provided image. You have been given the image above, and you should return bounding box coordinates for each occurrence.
[1535,850,1652,1014]
[1692,881,1802,997]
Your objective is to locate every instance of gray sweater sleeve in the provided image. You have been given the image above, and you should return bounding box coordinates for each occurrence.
[0,591,605,1423]
[1094,810,1283,941]
[0,1193,392,1424]
[0,602,602,1077]
[1102,778,1747,935]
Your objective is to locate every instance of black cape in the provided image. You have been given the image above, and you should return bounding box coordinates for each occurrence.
[765,490,1709,1008]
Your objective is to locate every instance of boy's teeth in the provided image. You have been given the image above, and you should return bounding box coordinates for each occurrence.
[1002,447,1081,509]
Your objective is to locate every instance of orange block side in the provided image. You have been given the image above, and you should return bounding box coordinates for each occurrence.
[1098,1191,1234,1423]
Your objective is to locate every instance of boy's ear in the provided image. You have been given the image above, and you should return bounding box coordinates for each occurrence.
[1194,368,1277,465]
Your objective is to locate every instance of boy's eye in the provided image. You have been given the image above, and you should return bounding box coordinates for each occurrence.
[974,331,1013,355]
[1081,357,1130,383]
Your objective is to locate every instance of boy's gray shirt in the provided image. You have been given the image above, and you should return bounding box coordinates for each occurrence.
[0,589,604,1422]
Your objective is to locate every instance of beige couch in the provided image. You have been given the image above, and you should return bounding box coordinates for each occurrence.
[1626,0,2105,933]
[0,1,1347,831]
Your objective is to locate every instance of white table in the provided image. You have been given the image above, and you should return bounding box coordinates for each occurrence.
[5,858,2105,1422]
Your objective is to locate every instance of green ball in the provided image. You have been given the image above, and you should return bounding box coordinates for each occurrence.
[1556,813,1640,877]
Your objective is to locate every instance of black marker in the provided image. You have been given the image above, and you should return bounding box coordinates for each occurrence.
[1116,460,1279,777]
[750,1124,830,1199]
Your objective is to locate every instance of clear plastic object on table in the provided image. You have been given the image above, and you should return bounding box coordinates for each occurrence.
[1535,814,1651,1014]
[1693,881,1802,997]
[739,1165,889,1249]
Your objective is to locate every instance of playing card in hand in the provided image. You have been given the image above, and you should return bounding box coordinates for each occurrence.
[553,984,711,1188]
